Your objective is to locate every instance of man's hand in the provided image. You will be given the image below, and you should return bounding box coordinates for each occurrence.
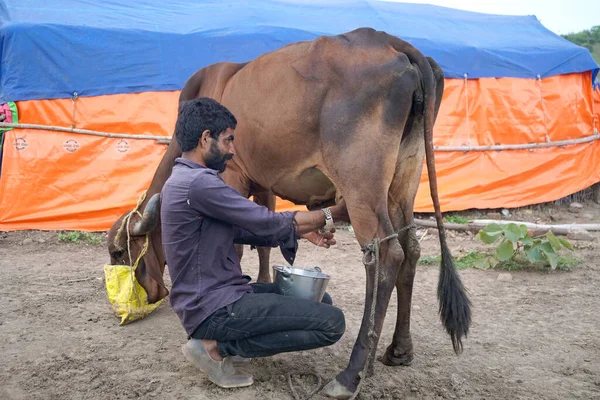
[293,198,348,235]
[302,230,336,249]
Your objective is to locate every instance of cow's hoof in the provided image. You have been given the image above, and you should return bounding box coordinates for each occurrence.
[382,344,414,366]
[320,378,354,399]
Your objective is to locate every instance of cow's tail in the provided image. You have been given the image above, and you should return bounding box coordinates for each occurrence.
[404,46,472,354]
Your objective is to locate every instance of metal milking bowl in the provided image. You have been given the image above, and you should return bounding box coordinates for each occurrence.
[272,265,330,302]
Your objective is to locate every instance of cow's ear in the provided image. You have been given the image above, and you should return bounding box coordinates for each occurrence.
[290,36,330,82]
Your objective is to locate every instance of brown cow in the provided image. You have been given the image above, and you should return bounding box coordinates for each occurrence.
[107,27,471,398]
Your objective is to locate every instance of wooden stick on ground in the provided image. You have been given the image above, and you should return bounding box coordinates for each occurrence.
[64,277,99,284]
[414,219,600,237]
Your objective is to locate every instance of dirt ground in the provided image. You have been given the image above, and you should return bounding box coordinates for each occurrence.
[1,201,599,400]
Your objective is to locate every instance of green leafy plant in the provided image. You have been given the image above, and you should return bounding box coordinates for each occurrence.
[453,250,490,270]
[418,250,490,270]
[498,255,582,272]
[444,214,470,225]
[418,255,440,265]
[475,223,574,270]
[58,231,102,245]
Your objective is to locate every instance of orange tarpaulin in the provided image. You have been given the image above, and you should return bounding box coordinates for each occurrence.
[414,141,600,211]
[1,73,599,231]
[17,91,179,138]
[0,129,166,230]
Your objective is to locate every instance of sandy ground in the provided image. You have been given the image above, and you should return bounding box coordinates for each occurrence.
[1,202,599,400]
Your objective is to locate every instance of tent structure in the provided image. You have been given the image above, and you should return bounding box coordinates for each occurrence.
[0,0,599,231]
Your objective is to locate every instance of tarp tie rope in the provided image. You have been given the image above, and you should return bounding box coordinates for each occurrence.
[537,74,551,143]
[464,73,471,150]
[71,91,79,129]
[287,372,322,400]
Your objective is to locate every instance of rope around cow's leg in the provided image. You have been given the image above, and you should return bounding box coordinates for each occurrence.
[114,191,147,251]
[287,372,322,400]
[348,224,415,400]
[347,232,397,400]
[288,224,415,400]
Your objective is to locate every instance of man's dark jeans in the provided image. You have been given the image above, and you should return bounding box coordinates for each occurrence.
[191,283,345,358]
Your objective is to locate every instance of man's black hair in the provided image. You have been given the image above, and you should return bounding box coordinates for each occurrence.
[175,98,237,152]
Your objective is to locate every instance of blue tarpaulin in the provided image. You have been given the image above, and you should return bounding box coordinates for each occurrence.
[1,0,598,101]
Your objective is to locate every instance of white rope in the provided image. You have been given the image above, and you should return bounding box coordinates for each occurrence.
[287,372,322,400]
[71,92,78,129]
[464,73,471,149]
[537,75,551,143]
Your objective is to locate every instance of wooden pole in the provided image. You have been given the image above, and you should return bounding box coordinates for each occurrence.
[433,134,600,152]
[415,219,600,237]
[2,122,597,151]
[0,122,171,143]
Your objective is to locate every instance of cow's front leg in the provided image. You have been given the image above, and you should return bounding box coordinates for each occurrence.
[253,191,276,282]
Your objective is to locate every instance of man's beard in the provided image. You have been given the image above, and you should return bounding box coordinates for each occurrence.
[205,141,233,173]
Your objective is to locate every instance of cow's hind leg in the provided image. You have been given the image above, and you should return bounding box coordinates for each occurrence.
[382,172,423,367]
[382,58,445,366]
[321,194,405,399]
[356,114,424,371]
[319,56,421,399]
[382,209,420,366]
[320,104,419,398]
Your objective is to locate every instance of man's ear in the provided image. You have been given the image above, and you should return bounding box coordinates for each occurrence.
[200,130,212,147]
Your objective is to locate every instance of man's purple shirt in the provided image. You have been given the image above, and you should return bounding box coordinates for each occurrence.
[160,158,298,336]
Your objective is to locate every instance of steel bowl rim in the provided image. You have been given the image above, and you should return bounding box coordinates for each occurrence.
[272,265,331,280]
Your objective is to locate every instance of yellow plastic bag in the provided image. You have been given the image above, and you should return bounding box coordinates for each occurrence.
[104,263,163,325]
[103,191,163,325]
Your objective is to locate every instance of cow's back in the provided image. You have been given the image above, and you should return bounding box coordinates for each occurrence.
[216,28,418,187]
[180,62,248,103]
